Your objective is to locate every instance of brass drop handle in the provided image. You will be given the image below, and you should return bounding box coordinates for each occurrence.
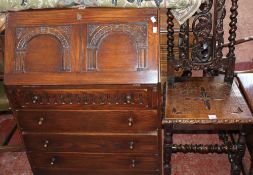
[128,117,133,127]
[131,159,136,168]
[44,140,49,148]
[129,141,134,150]
[32,95,39,104]
[126,95,132,104]
[50,157,56,165]
[38,117,44,125]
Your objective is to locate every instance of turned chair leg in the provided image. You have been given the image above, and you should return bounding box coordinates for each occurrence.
[164,126,173,175]
[229,131,246,175]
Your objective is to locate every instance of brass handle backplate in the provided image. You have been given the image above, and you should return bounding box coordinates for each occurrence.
[131,159,136,168]
[129,141,134,150]
[38,117,44,125]
[44,140,49,148]
[50,157,56,165]
[128,117,133,127]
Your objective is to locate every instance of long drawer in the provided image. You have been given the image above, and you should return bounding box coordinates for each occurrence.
[17,110,159,133]
[33,168,160,175]
[23,133,158,153]
[29,153,160,171]
[8,85,159,110]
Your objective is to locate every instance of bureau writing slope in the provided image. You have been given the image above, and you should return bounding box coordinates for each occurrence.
[4,8,161,175]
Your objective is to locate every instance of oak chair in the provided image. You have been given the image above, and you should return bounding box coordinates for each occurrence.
[162,0,253,174]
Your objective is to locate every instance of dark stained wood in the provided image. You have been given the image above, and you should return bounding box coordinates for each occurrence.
[7,85,158,110]
[28,152,160,170]
[23,133,158,153]
[4,8,161,175]
[163,76,253,125]
[4,8,159,85]
[33,168,160,175]
[25,35,63,72]
[17,110,158,133]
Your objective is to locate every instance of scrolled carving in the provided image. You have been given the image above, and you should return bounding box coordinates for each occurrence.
[176,0,226,71]
[191,13,213,69]
[15,26,72,72]
[192,14,212,40]
[178,20,189,69]
[178,22,189,59]
[87,23,148,71]
[198,0,213,14]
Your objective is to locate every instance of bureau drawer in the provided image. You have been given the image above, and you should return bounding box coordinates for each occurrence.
[8,86,159,110]
[17,110,159,133]
[29,153,160,171]
[23,133,158,153]
[33,168,160,175]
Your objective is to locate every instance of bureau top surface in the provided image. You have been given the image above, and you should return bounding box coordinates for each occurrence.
[4,8,159,85]
[7,8,158,25]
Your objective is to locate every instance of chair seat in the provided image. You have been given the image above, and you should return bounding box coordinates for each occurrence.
[163,76,253,125]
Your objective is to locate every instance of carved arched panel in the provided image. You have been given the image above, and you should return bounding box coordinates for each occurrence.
[97,33,138,71]
[15,26,71,72]
[86,23,148,71]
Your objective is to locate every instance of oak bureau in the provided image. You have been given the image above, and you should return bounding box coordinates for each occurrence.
[4,8,162,175]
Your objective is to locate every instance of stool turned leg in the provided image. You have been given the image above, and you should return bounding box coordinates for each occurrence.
[229,131,246,175]
[164,126,173,175]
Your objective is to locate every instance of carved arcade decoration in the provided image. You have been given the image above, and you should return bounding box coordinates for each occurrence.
[87,23,148,71]
[15,26,72,72]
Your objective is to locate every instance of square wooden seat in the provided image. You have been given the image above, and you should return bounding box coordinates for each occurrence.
[163,76,253,126]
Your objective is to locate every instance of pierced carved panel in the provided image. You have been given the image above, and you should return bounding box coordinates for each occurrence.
[176,0,227,71]
[191,1,213,70]
[15,26,72,72]
[86,23,148,71]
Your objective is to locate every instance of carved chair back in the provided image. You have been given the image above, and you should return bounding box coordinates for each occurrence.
[167,0,238,85]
